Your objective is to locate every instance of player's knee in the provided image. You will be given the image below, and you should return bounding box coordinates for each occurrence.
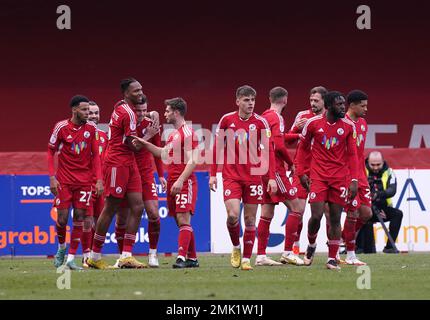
[130,203,144,216]
[244,216,255,227]
[146,206,159,220]
[227,215,239,225]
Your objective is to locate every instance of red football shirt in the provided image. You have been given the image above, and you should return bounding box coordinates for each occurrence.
[296,114,358,181]
[346,114,368,187]
[261,109,293,176]
[210,111,275,182]
[104,100,137,166]
[48,119,100,185]
[289,108,318,176]
[165,123,198,181]
[135,118,164,178]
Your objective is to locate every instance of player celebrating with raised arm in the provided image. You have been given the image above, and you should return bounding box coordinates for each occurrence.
[81,101,109,267]
[87,78,147,269]
[209,85,277,271]
[296,91,358,270]
[48,95,103,270]
[132,97,200,269]
[258,87,305,266]
[342,90,372,265]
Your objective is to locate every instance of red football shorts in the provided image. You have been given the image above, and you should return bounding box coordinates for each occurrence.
[308,179,348,206]
[262,173,297,204]
[103,163,142,199]
[222,178,263,204]
[292,174,309,200]
[54,184,92,210]
[345,185,372,212]
[167,175,197,216]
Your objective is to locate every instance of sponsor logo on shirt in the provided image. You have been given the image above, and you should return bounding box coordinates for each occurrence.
[229,123,236,128]
[318,128,324,133]
[66,135,73,141]
[71,141,87,154]
[321,135,339,150]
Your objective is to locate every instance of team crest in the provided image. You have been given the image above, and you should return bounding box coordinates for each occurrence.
[130,123,136,131]
[50,135,56,144]
[142,128,147,136]
[115,187,122,194]
[101,137,105,143]
[84,131,90,138]
[224,189,231,197]
[249,124,256,131]
[361,125,366,132]
[55,198,60,206]
[289,188,296,196]
[352,199,358,207]
[310,192,316,199]
[337,128,344,135]
[174,134,180,140]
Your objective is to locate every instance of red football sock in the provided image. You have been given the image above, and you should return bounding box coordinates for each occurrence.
[284,212,301,251]
[328,239,341,260]
[343,216,358,251]
[257,217,272,255]
[68,221,83,255]
[56,223,67,245]
[122,233,136,254]
[227,220,240,247]
[187,231,197,259]
[178,225,192,258]
[115,225,126,254]
[243,226,256,259]
[295,220,303,242]
[92,232,106,254]
[148,218,161,250]
[81,225,92,254]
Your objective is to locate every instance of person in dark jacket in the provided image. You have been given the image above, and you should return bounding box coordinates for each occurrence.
[356,151,403,254]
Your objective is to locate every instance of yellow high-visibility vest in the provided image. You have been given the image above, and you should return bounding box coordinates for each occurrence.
[365,167,393,207]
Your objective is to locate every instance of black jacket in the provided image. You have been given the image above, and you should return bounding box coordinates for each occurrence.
[365,159,397,208]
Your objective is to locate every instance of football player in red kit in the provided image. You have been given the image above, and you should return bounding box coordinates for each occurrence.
[342,90,372,265]
[296,91,358,270]
[81,101,108,267]
[287,86,327,255]
[48,95,103,270]
[209,85,277,271]
[115,97,166,267]
[132,97,200,269]
[87,78,147,269]
[258,87,304,266]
